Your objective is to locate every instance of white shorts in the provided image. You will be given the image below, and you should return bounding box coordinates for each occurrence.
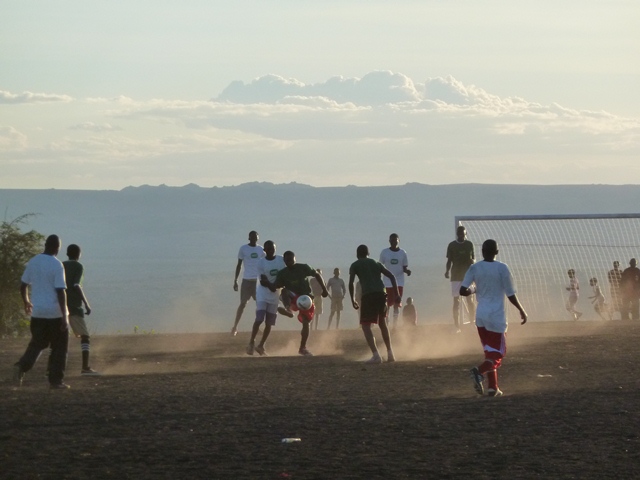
[451,281,462,297]
[256,300,278,314]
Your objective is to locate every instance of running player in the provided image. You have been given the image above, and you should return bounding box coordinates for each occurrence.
[246,240,286,356]
[326,268,346,329]
[461,239,527,397]
[566,269,582,320]
[445,226,475,332]
[264,251,329,356]
[588,277,610,321]
[379,233,411,327]
[231,231,265,336]
[349,244,400,364]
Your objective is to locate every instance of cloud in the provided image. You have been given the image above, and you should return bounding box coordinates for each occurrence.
[0,126,28,148]
[0,90,73,104]
[216,71,422,106]
[69,122,123,132]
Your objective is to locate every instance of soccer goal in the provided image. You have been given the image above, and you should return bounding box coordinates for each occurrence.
[456,214,640,322]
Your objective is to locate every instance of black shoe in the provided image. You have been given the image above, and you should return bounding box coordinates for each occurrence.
[470,367,484,395]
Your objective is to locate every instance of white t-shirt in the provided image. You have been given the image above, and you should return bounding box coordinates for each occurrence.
[238,244,265,280]
[461,260,516,333]
[379,248,408,287]
[21,253,68,319]
[256,255,286,304]
[326,277,346,298]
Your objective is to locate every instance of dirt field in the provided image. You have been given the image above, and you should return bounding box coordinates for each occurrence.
[2,320,640,479]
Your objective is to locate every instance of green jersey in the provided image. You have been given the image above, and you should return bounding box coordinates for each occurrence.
[63,260,85,317]
[446,239,475,281]
[349,258,385,296]
[275,263,315,296]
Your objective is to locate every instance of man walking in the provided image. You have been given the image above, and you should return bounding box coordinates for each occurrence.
[14,235,70,389]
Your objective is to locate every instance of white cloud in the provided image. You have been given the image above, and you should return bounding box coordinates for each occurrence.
[0,126,28,149]
[69,122,122,132]
[0,90,73,104]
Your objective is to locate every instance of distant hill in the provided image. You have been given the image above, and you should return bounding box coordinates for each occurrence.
[2,183,639,333]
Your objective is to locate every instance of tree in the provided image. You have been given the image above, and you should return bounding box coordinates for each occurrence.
[0,214,44,336]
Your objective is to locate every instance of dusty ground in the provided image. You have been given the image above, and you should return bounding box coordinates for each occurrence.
[1,320,639,479]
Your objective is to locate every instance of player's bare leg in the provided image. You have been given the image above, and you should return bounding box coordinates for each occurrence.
[299,318,312,355]
[361,323,382,363]
[378,316,395,362]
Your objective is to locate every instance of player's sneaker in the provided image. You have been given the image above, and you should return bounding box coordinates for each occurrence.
[387,351,396,362]
[255,344,267,356]
[576,312,583,320]
[365,354,383,364]
[246,343,254,355]
[487,388,503,397]
[13,364,24,387]
[81,368,101,376]
[50,383,70,390]
[456,328,462,334]
[298,348,313,356]
[277,307,294,318]
[470,367,484,395]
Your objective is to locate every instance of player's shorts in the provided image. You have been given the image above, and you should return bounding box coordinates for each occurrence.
[69,314,89,337]
[240,279,258,303]
[290,294,315,324]
[256,301,279,326]
[360,291,388,325]
[450,281,463,297]
[330,297,344,312]
[385,286,403,307]
[477,326,506,368]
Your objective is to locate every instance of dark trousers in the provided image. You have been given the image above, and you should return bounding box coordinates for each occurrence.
[17,317,69,385]
[620,295,640,321]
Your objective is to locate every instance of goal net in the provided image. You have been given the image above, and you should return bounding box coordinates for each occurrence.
[456,214,640,322]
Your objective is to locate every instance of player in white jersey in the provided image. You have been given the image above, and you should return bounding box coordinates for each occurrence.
[246,240,286,356]
[379,233,411,327]
[461,239,527,397]
[232,230,265,336]
[588,277,610,321]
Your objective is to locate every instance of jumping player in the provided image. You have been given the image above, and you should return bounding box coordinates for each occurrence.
[63,244,99,375]
[379,233,411,327]
[264,251,329,356]
[349,244,400,364]
[326,268,346,329]
[566,269,582,320]
[461,239,527,397]
[232,231,265,336]
[445,226,476,332]
[246,240,286,356]
[588,277,610,321]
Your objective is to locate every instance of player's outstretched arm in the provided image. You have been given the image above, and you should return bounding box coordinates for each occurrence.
[508,294,527,325]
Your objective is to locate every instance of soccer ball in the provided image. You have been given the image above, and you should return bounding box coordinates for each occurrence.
[296,295,313,311]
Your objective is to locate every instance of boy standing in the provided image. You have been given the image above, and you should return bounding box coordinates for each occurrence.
[63,244,99,375]
[460,239,527,397]
[379,233,411,327]
[349,244,400,364]
[232,231,265,336]
[445,226,476,332]
[326,268,346,329]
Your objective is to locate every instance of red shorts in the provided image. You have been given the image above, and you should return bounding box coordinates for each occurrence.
[385,286,403,307]
[477,326,506,368]
[291,295,315,323]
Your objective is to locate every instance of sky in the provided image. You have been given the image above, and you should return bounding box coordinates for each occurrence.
[1,1,639,190]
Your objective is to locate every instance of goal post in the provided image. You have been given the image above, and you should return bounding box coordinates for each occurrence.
[455,214,640,322]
